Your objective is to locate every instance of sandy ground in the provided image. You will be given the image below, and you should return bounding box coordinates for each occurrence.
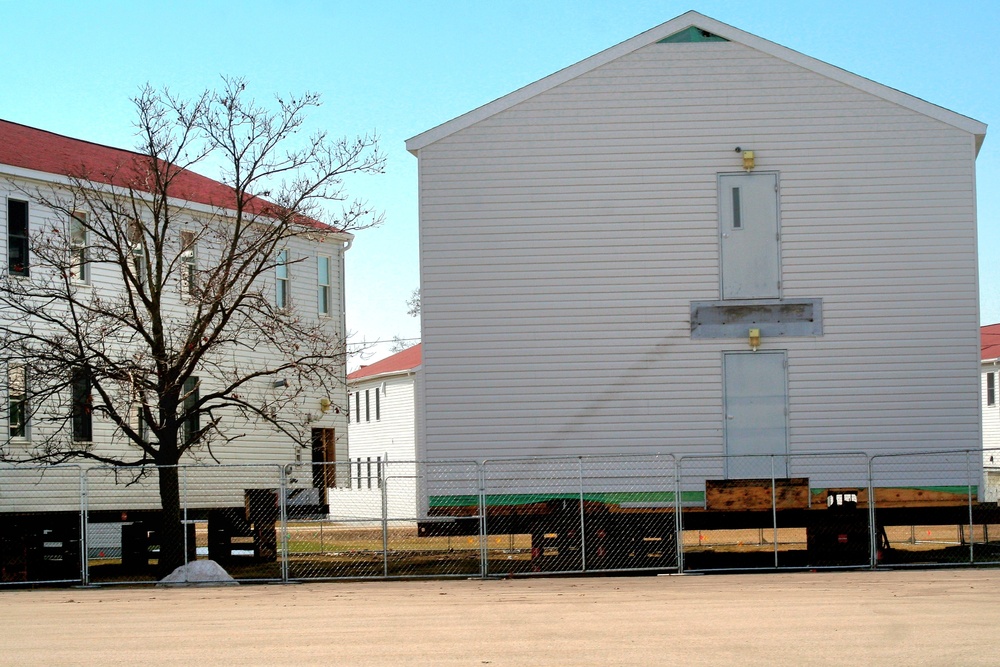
[2,569,998,666]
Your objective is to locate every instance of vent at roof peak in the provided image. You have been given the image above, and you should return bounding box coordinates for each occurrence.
[658,26,728,43]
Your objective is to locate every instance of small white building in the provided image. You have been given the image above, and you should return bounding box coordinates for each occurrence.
[984,324,1000,464]
[406,12,986,495]
[335,344,422,520]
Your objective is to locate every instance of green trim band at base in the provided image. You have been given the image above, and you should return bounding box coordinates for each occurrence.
[429,486,979,509]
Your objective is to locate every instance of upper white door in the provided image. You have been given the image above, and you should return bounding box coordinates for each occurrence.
[719,173,780,300]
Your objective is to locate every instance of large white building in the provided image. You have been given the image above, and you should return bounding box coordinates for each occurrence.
[406,12,986,491]
[1,119,351,510]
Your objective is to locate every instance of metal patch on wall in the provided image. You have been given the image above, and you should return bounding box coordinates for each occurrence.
[690,299,823,338]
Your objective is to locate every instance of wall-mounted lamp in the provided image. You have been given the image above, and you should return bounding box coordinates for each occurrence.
[742,150,755,172]
[319,397,332,413]
[272,379,288,388]
[749,328,761,351]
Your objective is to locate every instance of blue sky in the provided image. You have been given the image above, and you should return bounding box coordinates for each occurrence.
[2,1,997,365]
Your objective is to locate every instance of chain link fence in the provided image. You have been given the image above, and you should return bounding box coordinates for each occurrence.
[2,449,999,586]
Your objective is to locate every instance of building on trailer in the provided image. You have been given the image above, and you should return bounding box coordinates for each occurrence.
[0,119,351,575]
[336,344,422,520]
[406,12,987,498]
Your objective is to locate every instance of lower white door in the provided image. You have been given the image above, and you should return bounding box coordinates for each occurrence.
[723,352,788,478]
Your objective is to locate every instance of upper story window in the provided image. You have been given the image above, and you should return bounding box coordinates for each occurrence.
[70,212,89,284]
[276,249,290,309]
[7,198,29,276]
[354,391,361,424]
[71,367,93,442]
[129,220,147,287]
[317,255,331,317]
[989,372,996,407]
[8,365,28,439]
[180,230,197,298]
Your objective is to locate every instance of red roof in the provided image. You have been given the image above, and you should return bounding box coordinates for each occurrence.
[984,324,1000,362]
[348,344,422,381]
[0,118,294,221]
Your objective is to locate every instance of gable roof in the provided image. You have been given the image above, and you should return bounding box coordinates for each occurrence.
[0,119,345,234]
[406,11,987,155]
[984,324,1000,363]
[348,343,422,381]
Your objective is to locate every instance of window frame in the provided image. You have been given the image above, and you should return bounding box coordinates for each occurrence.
[69,211,89,284]
[317,255,332,317]
[276,248,290,309]
[183,376,200,446]
[8,364,28,440]
[7,198,30,277]
[71,368,93,442]
[179,230,197,298]
[989,371,996,407]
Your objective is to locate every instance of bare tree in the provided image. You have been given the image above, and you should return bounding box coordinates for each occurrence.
[0,78,383,573]
[406,287,421,317]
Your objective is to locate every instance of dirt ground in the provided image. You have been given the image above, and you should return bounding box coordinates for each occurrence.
[2,569,998,666]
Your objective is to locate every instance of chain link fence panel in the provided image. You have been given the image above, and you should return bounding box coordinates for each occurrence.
[869,450,993,567]
[0,464,83,585]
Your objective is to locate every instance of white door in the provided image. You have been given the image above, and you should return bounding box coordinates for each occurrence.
[719,173,780,300]
[723,352,788,478]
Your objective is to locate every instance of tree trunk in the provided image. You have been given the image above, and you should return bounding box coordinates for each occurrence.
[156,462,186,577]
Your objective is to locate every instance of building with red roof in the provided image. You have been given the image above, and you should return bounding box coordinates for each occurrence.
[1,118,352,513]
[984,325,1000,469]
[342,344,422,519]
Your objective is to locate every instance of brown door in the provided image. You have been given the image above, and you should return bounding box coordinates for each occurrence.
[311,428,338,500]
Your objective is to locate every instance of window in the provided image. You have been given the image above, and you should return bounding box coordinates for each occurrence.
[70,212,89,284]
[346,392,351,423]
[7,199,29,276]
[179,230,197,297]
[317,255,331,316]
[183,376,200,445]
[276,249,289,309]
[989,372,996,407]
[355,391,361,424]
[129,220,147,287]
[8,365,27,439]
[375,386,380,421]
[71,368,93,442]
[365,389,370,422]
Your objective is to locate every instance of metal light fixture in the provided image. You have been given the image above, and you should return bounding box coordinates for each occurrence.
[749,328,761,351]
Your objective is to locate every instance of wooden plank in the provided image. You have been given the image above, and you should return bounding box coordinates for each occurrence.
[706,478,810,511]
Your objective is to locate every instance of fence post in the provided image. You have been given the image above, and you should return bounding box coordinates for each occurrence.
[868,456,877,569]
[674,457,684,573]
[381,461,389,578]
[181,466,189,567]
[967,450,975,565]
[80,467,89,586]
[578,457,587,573]
[479,462,488,578]
[279,465,289,583]
[771,456,778,569]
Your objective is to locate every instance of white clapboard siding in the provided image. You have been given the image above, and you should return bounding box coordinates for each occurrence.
[0,175,349,509]
[413,34,982,487]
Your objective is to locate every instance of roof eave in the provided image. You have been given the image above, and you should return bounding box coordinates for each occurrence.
[348,365,421,384]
